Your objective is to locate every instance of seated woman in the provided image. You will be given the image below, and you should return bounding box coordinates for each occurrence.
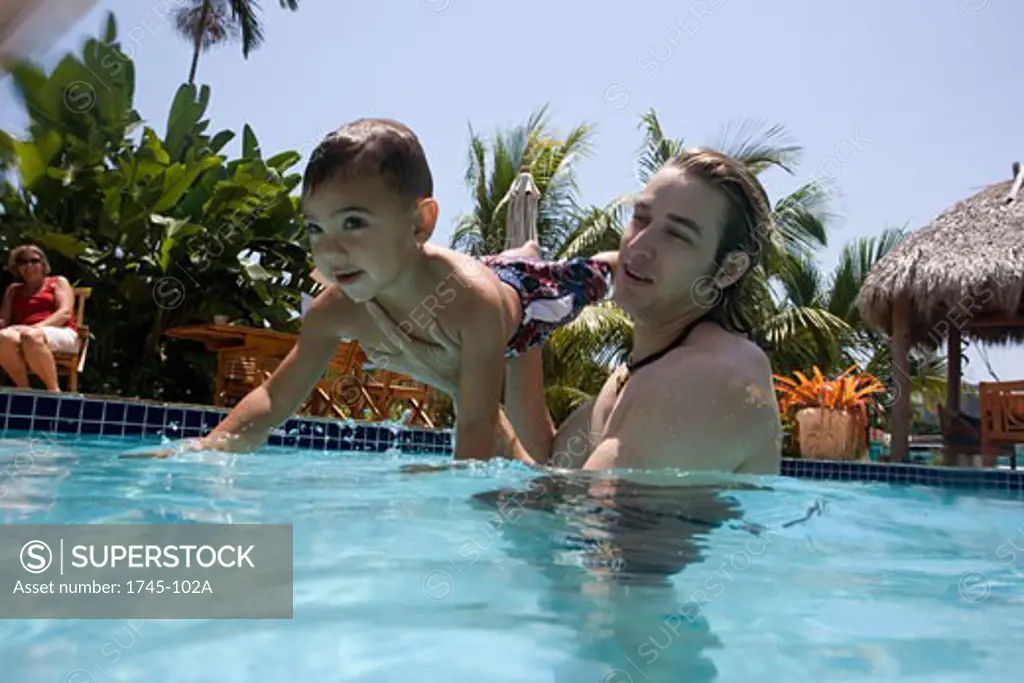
[0,245,79,392]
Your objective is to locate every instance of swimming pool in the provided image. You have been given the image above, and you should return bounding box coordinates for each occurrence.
[0,430,1021,683]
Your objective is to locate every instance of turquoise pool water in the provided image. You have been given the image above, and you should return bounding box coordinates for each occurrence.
[0,432,1021,683]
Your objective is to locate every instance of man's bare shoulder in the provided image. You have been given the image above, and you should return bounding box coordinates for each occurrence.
[608,325,780,473]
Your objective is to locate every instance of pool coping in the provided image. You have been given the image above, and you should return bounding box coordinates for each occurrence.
[0,388,452,455]
[1,388,1022,492]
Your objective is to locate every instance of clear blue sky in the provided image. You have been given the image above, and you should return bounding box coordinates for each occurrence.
[2,0,1021,383]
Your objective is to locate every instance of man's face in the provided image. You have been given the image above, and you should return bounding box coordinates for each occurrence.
[301,174,426,303]
[613,166,730,323]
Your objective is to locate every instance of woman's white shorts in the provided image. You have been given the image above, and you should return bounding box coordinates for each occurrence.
[40,326,80,354]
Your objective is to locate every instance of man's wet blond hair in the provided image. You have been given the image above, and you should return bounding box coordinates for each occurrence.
[668,148,773,339]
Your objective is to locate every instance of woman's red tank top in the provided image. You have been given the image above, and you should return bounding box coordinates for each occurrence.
[9,277,77,332]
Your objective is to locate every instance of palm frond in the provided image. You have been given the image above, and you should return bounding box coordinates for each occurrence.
[556,196,629,259]
[546,301,634,370]
[226,0,264,55]
[636,108,686,186]
[766,180,832,262]
[710,119,802,176]
[827,226,907,324]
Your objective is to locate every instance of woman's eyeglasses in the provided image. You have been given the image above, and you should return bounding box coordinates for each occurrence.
[16,258,42,266]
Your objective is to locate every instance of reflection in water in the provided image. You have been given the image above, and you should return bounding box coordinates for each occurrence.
[473,473,775,682]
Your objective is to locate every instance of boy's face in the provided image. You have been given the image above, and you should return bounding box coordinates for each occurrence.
[614,166,736,323]
[301,174,435,302]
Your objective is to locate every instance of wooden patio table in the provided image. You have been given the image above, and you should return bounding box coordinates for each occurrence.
[164,323,437,426]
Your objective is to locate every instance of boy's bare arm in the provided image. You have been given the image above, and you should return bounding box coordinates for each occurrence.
[451,290,508,460]
[193,289,349,452]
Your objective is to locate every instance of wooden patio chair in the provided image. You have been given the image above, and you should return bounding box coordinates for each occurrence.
[216,348,281,407]
[937,402,1015,467]
[53,287,91,393]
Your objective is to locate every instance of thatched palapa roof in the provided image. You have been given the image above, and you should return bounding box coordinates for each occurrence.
[858,163,1024,348]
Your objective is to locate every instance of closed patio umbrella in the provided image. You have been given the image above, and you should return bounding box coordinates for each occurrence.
[505,166,539,249]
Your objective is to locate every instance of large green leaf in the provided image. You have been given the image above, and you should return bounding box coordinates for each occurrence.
[152,155,224,213]
[14,129,63,187]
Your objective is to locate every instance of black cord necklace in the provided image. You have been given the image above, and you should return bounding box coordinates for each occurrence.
[615,317,707,395]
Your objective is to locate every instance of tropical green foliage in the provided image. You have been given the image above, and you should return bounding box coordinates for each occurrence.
[0,14,316,401]
[450,107,940,425]
[448,107,632,422]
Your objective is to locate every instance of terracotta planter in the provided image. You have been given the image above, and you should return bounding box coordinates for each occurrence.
[795,407,862,460]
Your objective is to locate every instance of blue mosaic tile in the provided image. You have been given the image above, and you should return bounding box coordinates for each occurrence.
[165,407,184,429]
[35,396,58,418]
[58,397,82,420]
[3,389,1015,492]
[102,421,124,437]
[81,400,104,421]
[125,403,146,425]
[146,405,167,428]
[781,458,1024,491]
[103,402,124,423]
[7,416,30,431]
[9,394,34,416]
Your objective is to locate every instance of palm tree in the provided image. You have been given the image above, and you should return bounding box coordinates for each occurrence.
[174,0,300,85]
[449,106,632,422]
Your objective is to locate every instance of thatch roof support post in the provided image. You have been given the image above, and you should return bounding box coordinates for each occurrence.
[942,324,962,466]
[890,294,912,462]
[946,324,962,414]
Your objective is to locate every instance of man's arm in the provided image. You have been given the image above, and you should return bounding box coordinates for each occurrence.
[582,355,781,476]
[192,289,348,453]
[502,349,557,464]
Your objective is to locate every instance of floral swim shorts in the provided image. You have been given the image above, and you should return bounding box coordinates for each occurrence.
[479,255,615,357]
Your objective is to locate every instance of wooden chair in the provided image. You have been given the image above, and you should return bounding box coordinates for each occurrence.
[53,287,91,393]
[937,401,1015,468]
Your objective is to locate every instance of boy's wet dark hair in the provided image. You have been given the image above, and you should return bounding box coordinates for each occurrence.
[302,118,434,205]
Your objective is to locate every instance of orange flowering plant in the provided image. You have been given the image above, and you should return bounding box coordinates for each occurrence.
[773,365,887,429]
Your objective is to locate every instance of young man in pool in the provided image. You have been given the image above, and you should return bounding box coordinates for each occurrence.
[388,148,783,477]
[171,118,616,460]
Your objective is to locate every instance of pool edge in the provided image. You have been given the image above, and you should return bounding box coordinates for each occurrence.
[2,388,1022,491]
